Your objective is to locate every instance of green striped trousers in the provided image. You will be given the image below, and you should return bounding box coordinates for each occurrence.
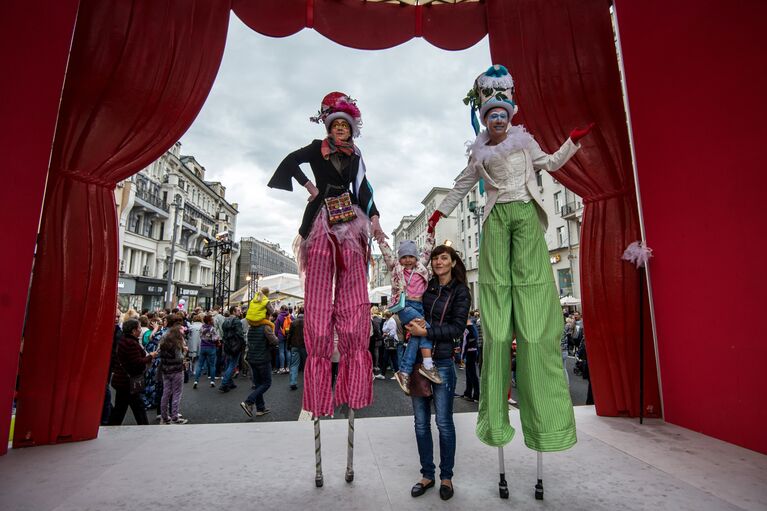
[476,201,576,451]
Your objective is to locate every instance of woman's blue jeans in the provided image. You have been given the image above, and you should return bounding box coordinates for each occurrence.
[194,347,217,381]
[411,358,457,481]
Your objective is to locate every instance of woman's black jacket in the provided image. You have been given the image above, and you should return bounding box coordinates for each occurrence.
[267,139,379,238]
[422,277,471,360]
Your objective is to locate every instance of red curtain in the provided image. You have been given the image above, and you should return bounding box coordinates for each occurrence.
[233,0,486,51]
[487,0,661,417]
[615,0,767,453]
[0,0,81,456]
[13,0,230,448]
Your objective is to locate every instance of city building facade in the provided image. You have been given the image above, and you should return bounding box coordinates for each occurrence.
[115,142,239,311]
[235,237,298,290]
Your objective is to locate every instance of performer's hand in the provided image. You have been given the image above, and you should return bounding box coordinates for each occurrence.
[371,215,388,242]
[569,122,595,144]
[427,210,443,234]
[304,181,320,202]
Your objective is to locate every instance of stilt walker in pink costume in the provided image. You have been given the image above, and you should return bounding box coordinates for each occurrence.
[268,92,386,486]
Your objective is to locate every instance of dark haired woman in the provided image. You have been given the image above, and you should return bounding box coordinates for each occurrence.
[405,244,471,501]
[158,327,188,424]
[108,319,158,425]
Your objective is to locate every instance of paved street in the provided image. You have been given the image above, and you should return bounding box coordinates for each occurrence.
[120,356,588,425]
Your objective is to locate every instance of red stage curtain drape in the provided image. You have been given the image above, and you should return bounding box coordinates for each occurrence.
[13,0,230,448]
[487,0,661,417]
[233,0,487,51]
[0,0,80,456]
[615,0,767,453]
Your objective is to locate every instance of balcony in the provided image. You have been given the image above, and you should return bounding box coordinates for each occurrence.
[560,201,583,220]
[187,249,209,264]
[134,188,169,215]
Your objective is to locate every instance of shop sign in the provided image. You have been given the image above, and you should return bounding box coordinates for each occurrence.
[118,277,136,294]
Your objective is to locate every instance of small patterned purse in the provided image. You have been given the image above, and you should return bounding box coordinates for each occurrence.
[324,191,357,225]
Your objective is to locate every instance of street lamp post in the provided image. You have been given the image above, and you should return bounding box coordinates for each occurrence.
[165,194,183,309]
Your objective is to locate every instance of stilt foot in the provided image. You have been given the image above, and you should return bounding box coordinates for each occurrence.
[315,475,324,488]
[498,473,509,499]
[345,469,354,483]
[534,479,544,500]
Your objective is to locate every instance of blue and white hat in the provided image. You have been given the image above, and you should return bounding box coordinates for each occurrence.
[464,64,518,135]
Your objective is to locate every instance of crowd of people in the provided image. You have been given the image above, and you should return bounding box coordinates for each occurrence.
[104,300,308,426]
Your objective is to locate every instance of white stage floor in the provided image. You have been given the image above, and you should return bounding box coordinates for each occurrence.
[0,407,765,511]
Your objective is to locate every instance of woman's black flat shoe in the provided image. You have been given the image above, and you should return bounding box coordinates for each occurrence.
[439,483,454,501]
[411,480,435,497]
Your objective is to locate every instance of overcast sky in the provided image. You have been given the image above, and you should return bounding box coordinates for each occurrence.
[180,15,490,255]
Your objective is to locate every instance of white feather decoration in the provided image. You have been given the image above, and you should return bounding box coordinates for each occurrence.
[622,241,653,268]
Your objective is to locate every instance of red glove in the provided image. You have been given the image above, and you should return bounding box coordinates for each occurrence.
[569,122,595,144]
[427,210,443,234]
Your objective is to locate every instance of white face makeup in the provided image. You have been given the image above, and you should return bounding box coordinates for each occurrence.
[485,107,511,144]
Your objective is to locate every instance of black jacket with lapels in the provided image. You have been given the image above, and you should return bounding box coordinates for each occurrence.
[268,139,379,239]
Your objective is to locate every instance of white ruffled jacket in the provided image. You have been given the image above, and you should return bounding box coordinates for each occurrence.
[437,125,580,232]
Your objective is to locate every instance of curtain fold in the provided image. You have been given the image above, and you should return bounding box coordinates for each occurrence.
[13,0,230,448]
[233,0,487,51]
[487,0,661,417]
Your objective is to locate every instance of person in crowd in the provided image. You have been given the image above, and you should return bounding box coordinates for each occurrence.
[370,307,385,379]
[404,244,471,501]
[213,308,228,375]
[380,311,400,379]
[142,317,161,347]
[220,305,245,393]
[143,313,183,415]
[103,307,123,425]
[461,317,480,402]
[108,319,158,425]
[194,314,220,388]
[472,311,484,372]
[187,314,203,376]
[274,306,291,374]
[287,306,307,391]
[240,313,279,418]
[560,318,572,385]
[576,337,593,405]
[158,327,188,424]
[570,312,584,355]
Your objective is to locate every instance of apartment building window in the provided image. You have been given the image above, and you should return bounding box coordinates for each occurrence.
[469,256,473,269]
[557,226,567,247]
[475,232,479,247]
[467,215,471,228]
[554,192,562,215]
[468,236,471,248]
[461,219,465,231]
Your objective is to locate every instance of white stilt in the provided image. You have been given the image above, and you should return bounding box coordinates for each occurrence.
[345,409,355,483]
[314,417,323,487]
[497,447,509,499]
[534,451,544,500]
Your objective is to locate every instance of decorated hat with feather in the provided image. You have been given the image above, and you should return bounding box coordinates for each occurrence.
[463,64,517,135]
[310,91,363,138]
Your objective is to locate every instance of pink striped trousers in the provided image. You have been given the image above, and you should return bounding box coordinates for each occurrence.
[302,215,373,417]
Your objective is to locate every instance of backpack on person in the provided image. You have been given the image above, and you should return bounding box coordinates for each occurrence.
[222,316,244,355]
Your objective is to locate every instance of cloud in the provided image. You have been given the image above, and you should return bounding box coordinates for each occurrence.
[180,16,490,255]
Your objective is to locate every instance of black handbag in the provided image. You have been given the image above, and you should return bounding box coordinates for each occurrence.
[128,374,146,395]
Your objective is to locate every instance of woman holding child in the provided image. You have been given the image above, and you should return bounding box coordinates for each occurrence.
[400,244,471,501]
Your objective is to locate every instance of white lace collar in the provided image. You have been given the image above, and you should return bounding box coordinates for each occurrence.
[465,124,534,162]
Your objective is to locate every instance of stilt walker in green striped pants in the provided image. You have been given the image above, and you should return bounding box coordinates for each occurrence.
[429,65,593,499]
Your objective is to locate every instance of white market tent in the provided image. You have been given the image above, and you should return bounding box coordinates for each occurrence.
[230,273,304,306]
[560,295,581,306]
[368,285,391,305]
